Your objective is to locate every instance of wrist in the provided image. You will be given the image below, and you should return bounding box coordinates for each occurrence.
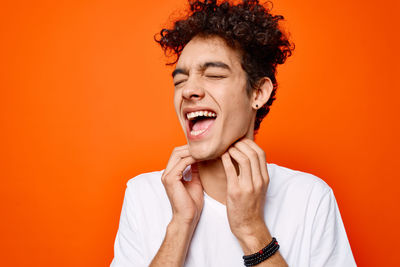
[170,216,198,232]
[235,223,273,254]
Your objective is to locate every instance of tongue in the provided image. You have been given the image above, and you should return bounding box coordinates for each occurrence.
[192,118,215,131]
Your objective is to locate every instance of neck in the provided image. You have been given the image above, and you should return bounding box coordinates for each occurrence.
[198,157,228,205]
[196,126,256,205]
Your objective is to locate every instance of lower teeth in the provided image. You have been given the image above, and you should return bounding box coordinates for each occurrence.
[191,129,206,136]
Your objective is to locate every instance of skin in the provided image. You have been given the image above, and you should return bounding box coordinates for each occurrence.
[150,35,288,266]
[173,35,253,160]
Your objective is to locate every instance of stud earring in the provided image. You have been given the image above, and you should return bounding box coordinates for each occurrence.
[255,104,259,108]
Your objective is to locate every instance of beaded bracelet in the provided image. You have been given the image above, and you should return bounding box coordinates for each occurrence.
[244,245,280,266]
[242,237,280,266]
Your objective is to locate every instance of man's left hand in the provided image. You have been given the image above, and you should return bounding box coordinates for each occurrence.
[221,138,272,250]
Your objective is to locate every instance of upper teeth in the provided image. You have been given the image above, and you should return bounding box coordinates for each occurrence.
[186,110,217,120]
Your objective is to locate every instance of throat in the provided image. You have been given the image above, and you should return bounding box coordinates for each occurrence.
[198,158,228,206]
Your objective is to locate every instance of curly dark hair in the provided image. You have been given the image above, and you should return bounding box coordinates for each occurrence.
[155,0,294,132]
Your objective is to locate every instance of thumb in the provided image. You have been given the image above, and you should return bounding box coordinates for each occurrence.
[183,163,202,188]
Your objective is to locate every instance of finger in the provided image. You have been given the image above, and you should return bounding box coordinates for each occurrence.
[164,156,197,184]
[164,145,190,174]
[187,163,200,184]
[227,146,252,188]
[183,163,203,189]
[173,144,189,151]
[221,152,239,191]
[234,141,263,188]
[242,139,269,185]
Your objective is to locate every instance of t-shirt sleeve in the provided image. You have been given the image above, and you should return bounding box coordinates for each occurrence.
[111,182,147,267]
[310,188,357,266]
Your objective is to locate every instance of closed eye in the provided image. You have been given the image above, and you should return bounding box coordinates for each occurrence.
[174,80,186,86]
[205,75,226,79]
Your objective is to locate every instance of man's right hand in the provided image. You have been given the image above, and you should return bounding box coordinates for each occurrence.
[161,145,204,227]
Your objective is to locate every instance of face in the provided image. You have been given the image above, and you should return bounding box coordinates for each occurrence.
[173,35,256,160]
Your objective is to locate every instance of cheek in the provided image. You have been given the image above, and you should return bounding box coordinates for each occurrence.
[223,97,253,131]
[173,93,180,114]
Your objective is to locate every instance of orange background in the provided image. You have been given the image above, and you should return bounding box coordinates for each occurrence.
[1,0,399,266]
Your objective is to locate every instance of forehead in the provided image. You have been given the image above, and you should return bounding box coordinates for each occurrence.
[176,36,242,70]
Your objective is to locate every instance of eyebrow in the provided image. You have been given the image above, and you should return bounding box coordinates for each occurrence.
[172,61,231,78]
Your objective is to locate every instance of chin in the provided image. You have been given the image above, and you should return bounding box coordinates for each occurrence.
[188,142,221,161]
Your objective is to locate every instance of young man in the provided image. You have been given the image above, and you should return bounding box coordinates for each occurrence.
[111,1,356,266]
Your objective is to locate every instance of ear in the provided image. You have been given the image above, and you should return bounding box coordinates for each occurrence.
[252,77,273,109]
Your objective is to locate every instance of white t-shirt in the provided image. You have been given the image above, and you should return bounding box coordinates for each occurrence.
[111,163,356,266]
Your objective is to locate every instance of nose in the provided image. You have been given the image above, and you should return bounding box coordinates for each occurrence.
[182,77,205,101]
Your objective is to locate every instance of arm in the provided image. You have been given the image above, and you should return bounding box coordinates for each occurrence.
[111,146,203,267]
[150,145,204,267]
[310,189,356,266]
[222,138,288,266]
[236,223,287,267]
[111,183,147,267]
[149,218,196,267]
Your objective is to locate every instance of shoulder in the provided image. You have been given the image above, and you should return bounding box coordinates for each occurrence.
[126,170,164,187]
[267,163,332,200]
[124,170,166,200]
[265,163,337,231]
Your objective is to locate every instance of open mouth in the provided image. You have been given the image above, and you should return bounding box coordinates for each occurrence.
[185,110,217,138]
